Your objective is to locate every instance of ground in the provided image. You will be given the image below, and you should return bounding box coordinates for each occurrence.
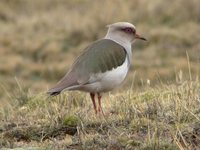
[0,0,200,149]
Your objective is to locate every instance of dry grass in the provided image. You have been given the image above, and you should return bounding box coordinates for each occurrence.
[0,0,200,149]
[1,76,200,149]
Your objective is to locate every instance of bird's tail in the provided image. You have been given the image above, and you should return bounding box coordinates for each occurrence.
[47,84,66,96]
[47,72,78,96]
[47,90,61,96]
[47,79,75,96]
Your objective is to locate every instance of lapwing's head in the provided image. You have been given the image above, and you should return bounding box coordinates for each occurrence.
[106,22,146,43]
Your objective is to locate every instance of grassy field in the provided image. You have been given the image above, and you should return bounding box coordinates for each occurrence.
[0,0,200,149]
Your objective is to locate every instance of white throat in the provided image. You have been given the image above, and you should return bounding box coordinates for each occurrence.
[104,30,132,49]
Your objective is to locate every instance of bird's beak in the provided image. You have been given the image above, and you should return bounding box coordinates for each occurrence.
[135,33,147,41]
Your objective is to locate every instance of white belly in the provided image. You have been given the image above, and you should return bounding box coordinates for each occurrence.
[80,57,129,93]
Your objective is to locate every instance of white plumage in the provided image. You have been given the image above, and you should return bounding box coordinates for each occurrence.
[76,56,129,93]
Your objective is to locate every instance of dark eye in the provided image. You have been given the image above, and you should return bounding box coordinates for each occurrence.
[122,27,135,34]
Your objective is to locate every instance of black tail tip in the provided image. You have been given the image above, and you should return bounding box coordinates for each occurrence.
[47,91,61,96]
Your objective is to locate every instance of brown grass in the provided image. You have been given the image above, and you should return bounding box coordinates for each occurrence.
[0,0,200,149]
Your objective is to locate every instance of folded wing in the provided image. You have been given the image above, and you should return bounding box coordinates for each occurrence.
[47,39,126,95]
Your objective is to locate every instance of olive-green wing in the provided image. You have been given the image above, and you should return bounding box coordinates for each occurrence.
[48,39,126,95]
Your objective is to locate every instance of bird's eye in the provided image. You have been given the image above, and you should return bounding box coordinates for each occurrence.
[122,27,135,34]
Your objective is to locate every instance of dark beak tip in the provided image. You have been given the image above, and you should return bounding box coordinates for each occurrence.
[135,34,147,41]
[140,37,147,41]
[142,37,147,41]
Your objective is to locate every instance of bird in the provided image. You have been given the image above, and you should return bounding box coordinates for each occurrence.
[47,22,146,114]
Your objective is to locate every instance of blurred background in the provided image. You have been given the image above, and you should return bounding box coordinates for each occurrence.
[0,0,200,100]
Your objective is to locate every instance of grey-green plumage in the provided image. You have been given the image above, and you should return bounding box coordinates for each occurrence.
[48,39,126,95]
[72,39,126,76]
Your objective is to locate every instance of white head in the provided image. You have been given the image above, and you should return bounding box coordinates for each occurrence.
[105,22,146,45]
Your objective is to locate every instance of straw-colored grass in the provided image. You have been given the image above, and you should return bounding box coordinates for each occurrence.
[1,75,200,149]
[0,0,200,149]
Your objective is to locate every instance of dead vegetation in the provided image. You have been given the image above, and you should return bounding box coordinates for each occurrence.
[0,0,200,149]
[1,77,200,149]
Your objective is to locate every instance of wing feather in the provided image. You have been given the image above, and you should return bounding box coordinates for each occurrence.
[48,39,126,95]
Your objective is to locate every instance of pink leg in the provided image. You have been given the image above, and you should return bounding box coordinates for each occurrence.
[97,93,103,114]
[90,93,97,114]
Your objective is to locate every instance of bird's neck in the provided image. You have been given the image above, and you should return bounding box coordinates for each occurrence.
[105,31,132,50]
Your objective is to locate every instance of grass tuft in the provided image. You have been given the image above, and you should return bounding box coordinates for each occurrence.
[0,0,200,149]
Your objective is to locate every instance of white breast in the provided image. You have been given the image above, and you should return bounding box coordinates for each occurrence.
[80,56,129,93]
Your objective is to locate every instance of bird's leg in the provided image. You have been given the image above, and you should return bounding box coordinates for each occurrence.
[90,93,97,114]
[97,93,103,114]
